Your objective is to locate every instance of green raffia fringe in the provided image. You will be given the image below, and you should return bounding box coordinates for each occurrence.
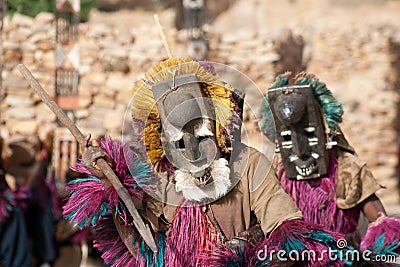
[259,72,343,140]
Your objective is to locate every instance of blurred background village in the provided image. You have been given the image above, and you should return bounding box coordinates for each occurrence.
[1,0,400,266]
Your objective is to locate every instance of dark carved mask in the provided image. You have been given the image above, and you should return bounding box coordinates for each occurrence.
[152,74,220,186]
[268,85,329,180]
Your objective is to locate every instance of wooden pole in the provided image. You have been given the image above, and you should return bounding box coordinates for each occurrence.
[154,14,173,59]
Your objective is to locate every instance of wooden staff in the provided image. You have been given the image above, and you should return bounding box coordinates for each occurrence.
[154,14,173,59]
[17,64,158,252]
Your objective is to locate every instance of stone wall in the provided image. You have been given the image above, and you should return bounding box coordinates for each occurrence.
[0,9,283,141]
[1,11,171,140]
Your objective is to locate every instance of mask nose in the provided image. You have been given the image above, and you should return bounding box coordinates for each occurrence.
[291,131,311,158]
[181,132,218,174]
[182,132,200,161]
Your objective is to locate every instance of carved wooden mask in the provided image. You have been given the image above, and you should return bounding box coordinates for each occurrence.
[152,74,219,180]
[268,85,329,180]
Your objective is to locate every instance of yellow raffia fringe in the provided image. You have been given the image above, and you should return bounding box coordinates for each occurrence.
[131,58,234,168]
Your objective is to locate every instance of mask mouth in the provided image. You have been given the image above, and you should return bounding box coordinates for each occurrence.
[295,162,316,178]
[174,158,231,202]
[290,155,318,179]
[193,167,213,186]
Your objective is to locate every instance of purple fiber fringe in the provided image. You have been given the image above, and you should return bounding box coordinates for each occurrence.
[75,136,154,195]
[93,216,137,267]
[198,240,254,267]
[164,201,211,266]
[0,185,30,222]
[93,215,167,267]
[0,189,14,222]
[199,60,217,76]
[278,153,359,235]
[13,185,30,209]
[360,216,400,251]
[65,137,155,226]
[63,178,111,226]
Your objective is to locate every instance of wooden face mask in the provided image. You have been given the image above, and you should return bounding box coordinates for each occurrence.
[152,74,220,184]
[268,85,329,180]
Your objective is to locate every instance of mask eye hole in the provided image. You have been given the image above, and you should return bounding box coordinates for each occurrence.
[280,130,291,142]
[175,138,185,149]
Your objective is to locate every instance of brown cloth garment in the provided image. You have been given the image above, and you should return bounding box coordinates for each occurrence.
[335,149,383,210]
[145,142,303,241]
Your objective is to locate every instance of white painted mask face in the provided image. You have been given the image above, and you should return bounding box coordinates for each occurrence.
[152,74,231,201]
[165,116,231,202]
[164,117,217,181]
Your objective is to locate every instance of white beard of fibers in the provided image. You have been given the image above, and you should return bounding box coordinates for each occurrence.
[174,158,231,202]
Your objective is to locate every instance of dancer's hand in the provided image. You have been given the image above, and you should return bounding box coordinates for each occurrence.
[81,134,112,179]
